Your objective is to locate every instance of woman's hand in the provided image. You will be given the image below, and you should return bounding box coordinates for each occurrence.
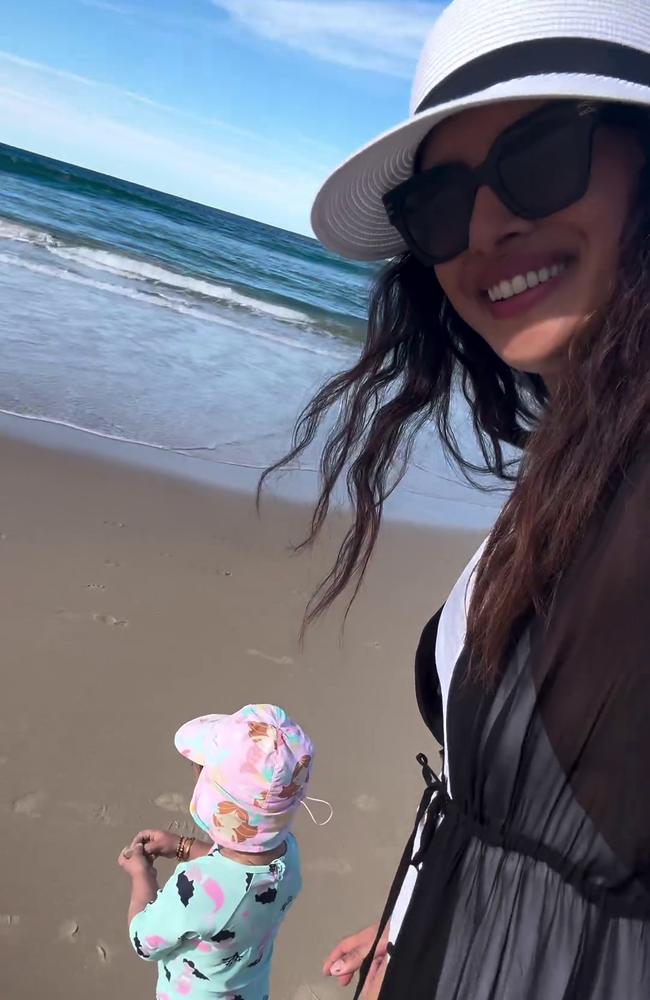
[131,829,180,860]
[323,922,388,988]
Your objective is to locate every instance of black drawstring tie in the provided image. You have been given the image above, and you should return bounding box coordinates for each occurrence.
[353,752,447,1000]
[410,752,449,867]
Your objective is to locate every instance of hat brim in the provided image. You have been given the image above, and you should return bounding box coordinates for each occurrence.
[174,714,226,766]
[311,74,650,262]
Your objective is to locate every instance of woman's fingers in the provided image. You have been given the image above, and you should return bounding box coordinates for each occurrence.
[328,945,368,979]
[323,924,378,975]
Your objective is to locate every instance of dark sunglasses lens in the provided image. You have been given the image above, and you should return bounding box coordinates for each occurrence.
[497,116,592,218]
[402,166,474,263]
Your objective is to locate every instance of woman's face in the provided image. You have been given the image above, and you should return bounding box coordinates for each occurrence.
[424,100,645,382]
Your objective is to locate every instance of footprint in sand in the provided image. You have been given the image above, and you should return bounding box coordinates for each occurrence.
[303,857,353,876]
[293,982,340,1000]
[166,818,197,836]
[13,791,45,818]
[0,914,21,932]
[246,649,294,666]
[355,794,380,813]
[92,613,129,628]
[96,941,110,964]
[55,609,86,623]
[86,583,107,591]
[57,609,127,626]
[154,792,187,814]
[65,801,113,825]
[59,919,79,942]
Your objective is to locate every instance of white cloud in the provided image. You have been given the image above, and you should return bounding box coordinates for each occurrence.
[0,53,335,233]
[79,1,144,14]
[0,50,101,89]
[0,49,338,164]
[212,0,441,78]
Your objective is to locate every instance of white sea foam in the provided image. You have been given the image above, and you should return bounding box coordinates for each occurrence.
[49,245,314,324]
[0,217,57,247]
[0,250,348,359]
[0,216,316,328]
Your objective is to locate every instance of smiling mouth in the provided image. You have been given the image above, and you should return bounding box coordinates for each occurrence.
[486,262,568,303]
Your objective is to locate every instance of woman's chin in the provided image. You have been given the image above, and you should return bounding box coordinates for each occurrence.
[486,323,577,378]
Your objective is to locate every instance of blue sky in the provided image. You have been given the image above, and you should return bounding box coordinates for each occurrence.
[0,0,445,233]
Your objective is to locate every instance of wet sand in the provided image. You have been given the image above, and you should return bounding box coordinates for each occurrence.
[0,420,483,999]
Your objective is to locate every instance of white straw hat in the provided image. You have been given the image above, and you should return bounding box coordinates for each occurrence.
[311,0,650,262]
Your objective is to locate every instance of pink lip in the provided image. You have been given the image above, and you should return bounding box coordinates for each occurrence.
[484,264,571,321]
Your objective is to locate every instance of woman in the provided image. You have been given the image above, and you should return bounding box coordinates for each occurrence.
[262,0,650,997]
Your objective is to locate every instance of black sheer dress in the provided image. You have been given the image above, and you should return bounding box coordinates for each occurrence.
[359,444,650,999]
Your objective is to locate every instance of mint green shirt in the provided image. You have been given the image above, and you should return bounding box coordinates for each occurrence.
[130,835,300,999]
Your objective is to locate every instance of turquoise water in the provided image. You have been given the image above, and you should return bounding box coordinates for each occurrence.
[0,143,502,527]
[0,143,372,341]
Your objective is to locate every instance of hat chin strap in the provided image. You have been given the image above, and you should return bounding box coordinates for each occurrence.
[300,795,334,827]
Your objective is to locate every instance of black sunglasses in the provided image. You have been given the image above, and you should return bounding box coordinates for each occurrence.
[383,102,602,266]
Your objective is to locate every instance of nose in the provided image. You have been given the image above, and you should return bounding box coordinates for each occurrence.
[467,184,534,255]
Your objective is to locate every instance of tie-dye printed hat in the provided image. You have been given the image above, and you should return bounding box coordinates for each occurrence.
[174,704,314,854]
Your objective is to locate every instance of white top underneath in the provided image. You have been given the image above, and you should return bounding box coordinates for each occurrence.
[388,540,486,947]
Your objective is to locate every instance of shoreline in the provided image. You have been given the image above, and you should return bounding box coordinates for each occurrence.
[0,408,502,532]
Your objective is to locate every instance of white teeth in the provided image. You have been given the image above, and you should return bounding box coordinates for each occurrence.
[487,262,565,303]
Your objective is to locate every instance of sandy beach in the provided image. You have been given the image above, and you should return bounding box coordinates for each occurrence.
[0,417,483,999]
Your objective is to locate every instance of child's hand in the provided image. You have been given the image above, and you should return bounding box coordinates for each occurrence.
[132,829,180,860]
[118,841,157,877]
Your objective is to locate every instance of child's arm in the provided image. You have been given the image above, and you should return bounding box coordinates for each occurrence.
[118,852,241,964]
[133,829,213,862]
[188,838,212,860]
[117,843,160,924]
[127,866,159,924]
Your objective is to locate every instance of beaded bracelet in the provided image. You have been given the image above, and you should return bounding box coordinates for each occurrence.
[176,836,195,861]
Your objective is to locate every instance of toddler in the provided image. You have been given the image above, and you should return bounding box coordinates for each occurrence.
[118,704,314,999]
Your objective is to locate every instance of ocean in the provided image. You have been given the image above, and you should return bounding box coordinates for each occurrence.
[0,143,504,528]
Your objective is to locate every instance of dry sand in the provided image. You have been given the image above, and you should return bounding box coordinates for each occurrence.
[0,420,483,999]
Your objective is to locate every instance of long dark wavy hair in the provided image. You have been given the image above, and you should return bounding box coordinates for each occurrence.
[259,102,650,677]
